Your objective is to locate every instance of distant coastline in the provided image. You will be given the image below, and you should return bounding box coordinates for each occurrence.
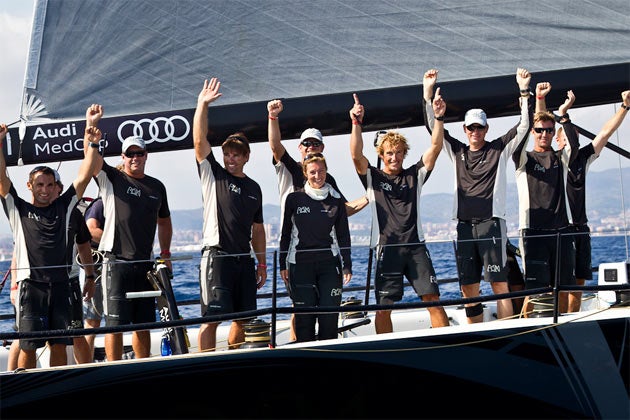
[0,168,628,257]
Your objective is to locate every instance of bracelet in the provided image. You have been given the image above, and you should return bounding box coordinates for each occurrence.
[10,284,17,291]
[86,274,96,280]
[268,115,278,120]
[435,115,445,121]
[560,113,570,120]
[536,96,544,100]
[257,263,267,268]
[160,250,171,257]
[89,142,100,149]
[621,104,630,111]
[519,89,530,93]
[352,120,362,126]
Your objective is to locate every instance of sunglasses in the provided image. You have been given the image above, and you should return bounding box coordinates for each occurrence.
[533,127,555,134]
[304,153,324,161]
[466,125,485,132]
[124,150,146,158]
[301,141,323,148]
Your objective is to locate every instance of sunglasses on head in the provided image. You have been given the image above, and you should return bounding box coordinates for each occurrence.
[466,125,485,132]
[29,165,52,175]
[301,141,323,148]
[533,127,555,134]
[29,165,59,179]
[304,153,324,161]
[124,150,146,158]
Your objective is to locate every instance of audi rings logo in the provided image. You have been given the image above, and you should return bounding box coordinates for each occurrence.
[117,115,190,144]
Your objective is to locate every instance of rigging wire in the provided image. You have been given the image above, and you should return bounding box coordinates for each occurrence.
[610,103,629,260]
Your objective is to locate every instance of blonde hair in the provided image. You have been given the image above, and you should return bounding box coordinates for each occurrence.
[302,153,327,177]
[375,131,409,158]
[533,111,556,125]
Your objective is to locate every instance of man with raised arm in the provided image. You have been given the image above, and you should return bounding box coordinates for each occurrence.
[194,77,267,351]
[513,89,580,315]
[539,88,630,312]
[349,90,449,332]
[423,68,533,323]
[0,123,100,369]
[85,104,173,361]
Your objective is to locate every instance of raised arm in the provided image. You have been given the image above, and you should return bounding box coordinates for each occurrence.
[422,87,445,170]
[535,82,552,113]
[422,69,439,131]
[267,99,286,162]
[193,77,222,163]
[0,124,11,197]
[423,69,438,103]
[74,125,102,199]
[85,104,104,175]
[516,67,531,94]
[558,90,578,164]
[557,89,575,120]
[349,93,368,175]
[591,90,630,155]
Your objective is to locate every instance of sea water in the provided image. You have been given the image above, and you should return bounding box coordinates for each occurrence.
[0,235,628,333]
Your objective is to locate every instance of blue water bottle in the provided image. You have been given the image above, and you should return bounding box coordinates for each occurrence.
[161,335,172,356]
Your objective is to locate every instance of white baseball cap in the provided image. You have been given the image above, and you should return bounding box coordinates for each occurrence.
[464,109,487,127]
[299,128,323,143]
[122,136,146,153]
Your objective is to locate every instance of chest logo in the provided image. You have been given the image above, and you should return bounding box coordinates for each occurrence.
[297,206,310,214]
[127,186,141,197]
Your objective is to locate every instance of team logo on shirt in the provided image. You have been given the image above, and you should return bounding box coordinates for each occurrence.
[127,186,141,197]
[380,182,392,192]
[487,264,501,273]
[229,183,241,195]
[331,288,342,297]
[297,206,310,214]
[533,163,546,173]
[27,211,41,222]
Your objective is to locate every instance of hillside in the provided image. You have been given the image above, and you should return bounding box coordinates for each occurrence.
[168,167,629,231]
[0,168,627,248]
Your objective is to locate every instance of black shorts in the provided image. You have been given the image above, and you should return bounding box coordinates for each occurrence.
[374,243,439,305]
[17,279,72,350]
[568,224,592,280]
[505,244,524,288]
[520,228,576,290]
[69,276,84,329]
[199,247,257,318]
[456,218,507,285]
[102,255,156,326]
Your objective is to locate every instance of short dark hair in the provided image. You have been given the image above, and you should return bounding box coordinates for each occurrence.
[222,132,250,155]
[28,166,57,185]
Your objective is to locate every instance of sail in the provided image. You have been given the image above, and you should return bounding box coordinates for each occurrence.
[4,0,629,166]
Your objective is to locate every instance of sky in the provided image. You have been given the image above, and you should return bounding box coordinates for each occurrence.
[1,0,629,235]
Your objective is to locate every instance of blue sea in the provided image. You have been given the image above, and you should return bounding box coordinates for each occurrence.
[0,235,628,333]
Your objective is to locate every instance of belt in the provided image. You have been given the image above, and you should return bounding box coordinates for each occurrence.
[460,217,492,224]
